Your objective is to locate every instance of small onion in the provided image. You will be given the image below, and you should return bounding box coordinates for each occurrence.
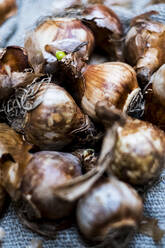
[4,79,95,150]
[96,102,165,185]
[77,176,143,242]
[78,62,139,120]
[125,11,165,88]
[21,151,82,220]
[24,18,95,73]
[112,119,165,185]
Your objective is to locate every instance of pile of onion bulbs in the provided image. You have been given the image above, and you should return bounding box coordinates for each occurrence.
[0,1,165,247]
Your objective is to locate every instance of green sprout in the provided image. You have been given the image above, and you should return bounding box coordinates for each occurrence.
[55,50,66,60]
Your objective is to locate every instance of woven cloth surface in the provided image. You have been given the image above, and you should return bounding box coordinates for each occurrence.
[0,0,165,247]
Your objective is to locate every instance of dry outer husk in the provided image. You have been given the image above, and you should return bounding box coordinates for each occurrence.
[0,123,32,200]
[0,46,30,74]
[1,75,49,131]
[0,46,33,101]
[125,11,165,87]
[139,216,165,242]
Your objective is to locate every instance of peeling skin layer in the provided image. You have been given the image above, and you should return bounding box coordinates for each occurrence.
[0,123,31,200]
[21,151,82,220]
[0,46,30,74]
[111,118,165,185]
[24,83,86,150]
[77,177,142,241]
[125,19,165,86]
[82,4,123,60]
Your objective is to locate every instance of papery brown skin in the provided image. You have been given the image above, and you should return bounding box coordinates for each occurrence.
[25,18,95,73]
[111,118,165,185]
[77,177,143,242]
[0,123,32,200]
[23,83,92,150]
[21,151,82,220]
[0,46,31,100]
[0,71,43,101]
[125,13,165,88]
[139,216,165,243]
[152,64,165,107]
[78,62,139,120]
[144,64,165,130]
[144,85,165,131]
[82,4,123,60]
[0,0,17,26]
[0,46,30,74]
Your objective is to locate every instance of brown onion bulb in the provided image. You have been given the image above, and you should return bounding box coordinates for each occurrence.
[82,4,123,60]
[0,0,17,26]
[96,103,165,185]
[78,62,139,120]
[144,64,165,130]
[111,118,165,185]
[125,12,165,88]
[77,176,143,242]
[21,151,82,220]
[24,18,95,73]
[21,82,95,150]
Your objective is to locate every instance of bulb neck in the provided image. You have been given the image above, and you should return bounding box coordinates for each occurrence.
[124,88,145,119]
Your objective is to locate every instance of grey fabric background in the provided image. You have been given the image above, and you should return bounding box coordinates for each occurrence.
[0,0,165,247]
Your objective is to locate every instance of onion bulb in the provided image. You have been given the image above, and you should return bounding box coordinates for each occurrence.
[21,151,82,220]
[125,11,165,88]
[77,176,143,242]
